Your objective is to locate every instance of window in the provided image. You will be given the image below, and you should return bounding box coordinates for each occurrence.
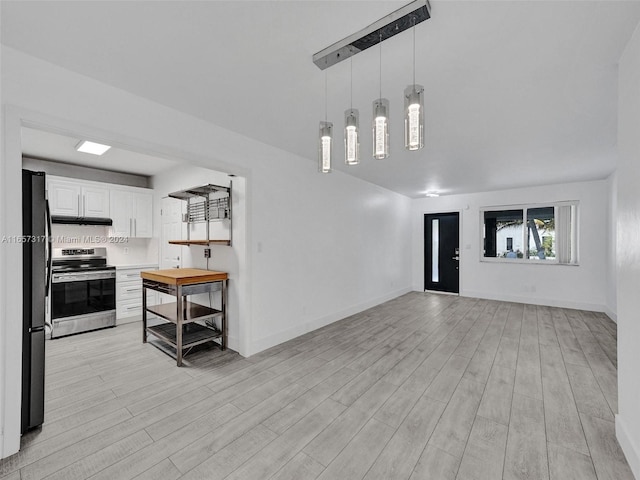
[482,202,578,264]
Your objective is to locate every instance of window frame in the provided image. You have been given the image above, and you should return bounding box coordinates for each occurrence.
[480,201,579,266]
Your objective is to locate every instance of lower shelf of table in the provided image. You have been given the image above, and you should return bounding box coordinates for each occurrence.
[145,301,222,323]
[146,322,222,349]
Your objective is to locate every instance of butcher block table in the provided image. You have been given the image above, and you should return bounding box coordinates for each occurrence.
[141,268,228,366]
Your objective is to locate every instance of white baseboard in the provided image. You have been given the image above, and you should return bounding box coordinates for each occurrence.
[226,335,239,353]
[604,305,618,323]
[1,432,19,461]
[461,289,606,313]
[616,414,640,479]
[250,286,412,356]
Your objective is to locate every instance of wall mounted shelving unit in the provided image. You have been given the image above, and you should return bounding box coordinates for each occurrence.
[168,183,232,246]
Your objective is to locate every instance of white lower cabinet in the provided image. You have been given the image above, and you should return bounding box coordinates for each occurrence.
[116,265,158,324]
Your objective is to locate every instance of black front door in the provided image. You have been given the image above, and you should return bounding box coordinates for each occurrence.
[424,212,460,294]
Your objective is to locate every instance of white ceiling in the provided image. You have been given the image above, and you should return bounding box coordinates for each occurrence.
[20,127,179,176]
[3,1,640,198]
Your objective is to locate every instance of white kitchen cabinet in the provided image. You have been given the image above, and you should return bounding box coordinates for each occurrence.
[132,192,153,237]
[82,185,110,217]
[116,265,158,324]
[109,191,131,237]
[109,188,153,238]
[47,177,109,217]
[47,179,81,216]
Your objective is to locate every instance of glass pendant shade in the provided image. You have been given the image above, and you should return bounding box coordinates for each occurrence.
[318,121,333,173]
[344,109,360,165]
[372,99,390,159]
[404,85,424,151]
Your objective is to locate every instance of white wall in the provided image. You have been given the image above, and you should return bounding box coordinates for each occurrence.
[0,46,413,458]
[412,180,610,311]
[249,162,412,351]
[22,156,150,188]
[616,22,640,480]
[48,224,157,266]
[606,172,618,321]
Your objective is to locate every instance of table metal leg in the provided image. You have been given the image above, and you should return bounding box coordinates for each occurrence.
[222,279,228,350]
[176,285,183,367]
[142,284,147,343]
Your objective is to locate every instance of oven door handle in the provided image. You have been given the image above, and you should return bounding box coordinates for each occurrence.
[52,271,116,283]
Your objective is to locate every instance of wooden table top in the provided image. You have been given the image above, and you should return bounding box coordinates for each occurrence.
[141,268,228,285]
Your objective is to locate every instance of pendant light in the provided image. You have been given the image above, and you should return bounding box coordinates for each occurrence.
[345,54,360,165]
[372,33,389,160]
[404,15,424,151]
[319,70,332,173]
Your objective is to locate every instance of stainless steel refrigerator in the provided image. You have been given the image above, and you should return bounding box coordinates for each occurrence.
[22,169,52,433]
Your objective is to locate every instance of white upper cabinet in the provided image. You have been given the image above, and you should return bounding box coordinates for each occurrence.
[47,179,82,216]
[109,190,131,237]
[132,192,153,238]
[47,178,109,217]
[109,188,153,238]
[47,176,153,238]
[81,185,110,217]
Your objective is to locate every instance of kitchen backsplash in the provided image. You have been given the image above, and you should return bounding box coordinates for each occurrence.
[51,225,158,265]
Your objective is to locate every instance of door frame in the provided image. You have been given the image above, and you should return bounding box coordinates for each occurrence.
[422,209,463,295]
[2,106,254,459]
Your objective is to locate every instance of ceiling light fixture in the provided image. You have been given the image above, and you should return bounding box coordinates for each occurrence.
[372,33,390,160]
[312,0,430,170]
[318,69,332,173]
[312,0,430,70]
[405,16,424,151]
[425,191,440,197]
[75,140,111,156]
[345,54,360,165]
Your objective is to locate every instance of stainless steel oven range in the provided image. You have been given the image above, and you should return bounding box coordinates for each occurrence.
[50,247,116,338]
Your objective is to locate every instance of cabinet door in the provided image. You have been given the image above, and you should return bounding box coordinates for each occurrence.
[47,180,81,216]
[82,186,110,217]
[132,192,153,238]
[109,190,132,237]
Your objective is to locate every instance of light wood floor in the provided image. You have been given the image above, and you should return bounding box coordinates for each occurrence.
[0,293,634,480]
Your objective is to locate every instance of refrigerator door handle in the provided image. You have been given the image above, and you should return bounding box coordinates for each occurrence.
[45,199,53,296]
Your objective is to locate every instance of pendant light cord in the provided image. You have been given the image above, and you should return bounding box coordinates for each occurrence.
[412,15,416,87]
[379,32,383,99]
[350,55,353,110]
[324,70,328,123]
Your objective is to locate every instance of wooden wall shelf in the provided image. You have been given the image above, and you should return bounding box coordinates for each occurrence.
[168,240,231,246]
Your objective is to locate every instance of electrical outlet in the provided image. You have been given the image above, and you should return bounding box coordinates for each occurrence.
[204,248,211,258]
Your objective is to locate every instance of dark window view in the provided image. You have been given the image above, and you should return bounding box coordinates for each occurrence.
[483,209,524,258]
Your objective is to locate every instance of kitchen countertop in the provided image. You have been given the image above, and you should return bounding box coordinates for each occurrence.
[141,268,227,285]
[114,263,159,270]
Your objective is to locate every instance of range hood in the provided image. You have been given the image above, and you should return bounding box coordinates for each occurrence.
[51,216,113,226]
